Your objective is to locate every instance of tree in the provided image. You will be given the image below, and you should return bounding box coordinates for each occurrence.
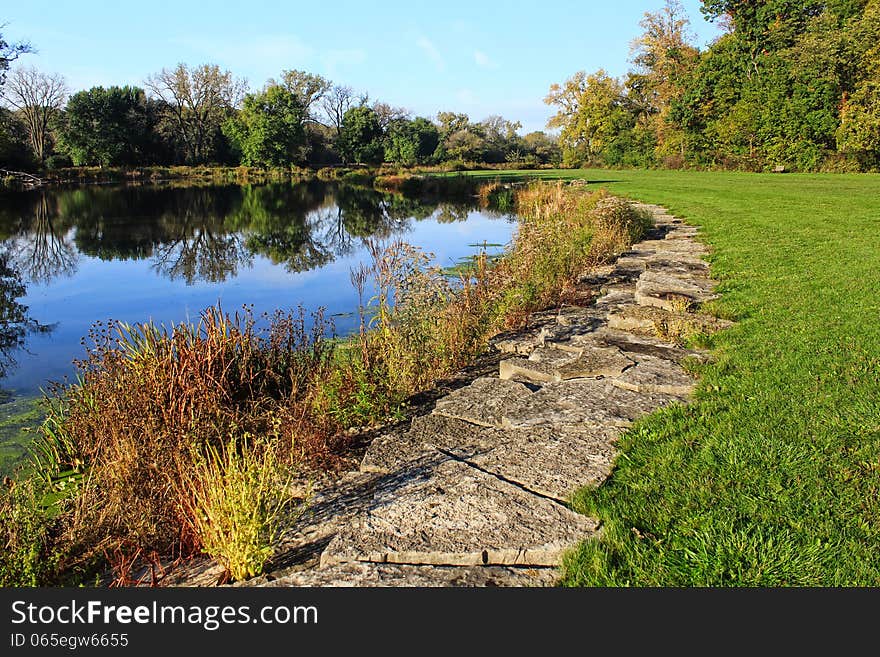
[479,115,523,162]
[630,0,700,159]
[337,105,384,165]
[58,86,159,166]
[372,101,410,131]
[320,84,366,135]
[275,69,330,121]
[545,69,631,165]
[0,26,32,87]
[384,117,439,165]
[144,63,245,164]
[223,84,307,167]
[836,0,880,167]
[1,66,66,163]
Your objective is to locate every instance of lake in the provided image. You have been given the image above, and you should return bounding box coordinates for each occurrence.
[0,180,517,400]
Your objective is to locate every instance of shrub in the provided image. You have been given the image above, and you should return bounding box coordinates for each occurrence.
[40,305,333,578]
[184,437,305,582]
[0,476,60,586]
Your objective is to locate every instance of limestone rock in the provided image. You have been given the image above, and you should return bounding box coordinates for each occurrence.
[261,562,557,587]
[501,379,684,429]
[432,376,534,427]
[635,270,719,311]
[610,354,696,396]
[321,453,598,567]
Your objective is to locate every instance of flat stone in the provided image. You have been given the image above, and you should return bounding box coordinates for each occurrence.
[500,347,634,383]
[571,327,706,364]
[664,226,700,239]
[592,289,638,315]
[364,415,617,502]
[432,376,534,427]
[361,415,498,474]
[610,354,696,396]
[260,562,557,587]
[321,453,598,567]
[555,346,635,380]
[491,330,547,355]
[636,239,710,256]
[645,255,710,278]
[500,357,560,383]
[501,379,684,429]
[635,270,719,311]
[461,425,621,501]
[527,346,581,366]
[607,305,732,341]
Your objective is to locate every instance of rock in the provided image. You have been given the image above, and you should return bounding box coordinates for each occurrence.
[361,415,498,474]
[607,305,731,341]
[321,453,598,567]
[459,425,621,502]
[500,357,560,383]
[571,327,706,364]
[635,239,710,256]
[635,270,719,311]
[527,346,582,366]
[555,347,635,380]
[260,562,557,587]
[432,376,534,427]
[610,354,696,396]
[501,379,684,429]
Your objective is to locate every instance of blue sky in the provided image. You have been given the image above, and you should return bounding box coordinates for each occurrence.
[3,0,722,133]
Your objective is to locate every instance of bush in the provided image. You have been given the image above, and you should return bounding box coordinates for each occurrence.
[185,437,305,582]
[40,305,333,578]
[0,477,60,586]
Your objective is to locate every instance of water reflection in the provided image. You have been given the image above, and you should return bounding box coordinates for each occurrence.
[0,182,483,285]
[0,181,509,392]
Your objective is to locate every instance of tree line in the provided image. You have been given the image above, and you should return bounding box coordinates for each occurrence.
[0,40,561,172]
[546,0,880,171]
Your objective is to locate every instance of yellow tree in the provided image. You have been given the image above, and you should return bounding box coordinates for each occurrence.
[544,69,628,165]
[629,0,700,160]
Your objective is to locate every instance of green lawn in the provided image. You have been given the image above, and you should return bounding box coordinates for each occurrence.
[466,168,880,585]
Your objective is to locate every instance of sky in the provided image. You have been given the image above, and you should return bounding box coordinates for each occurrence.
[3,0,723,134]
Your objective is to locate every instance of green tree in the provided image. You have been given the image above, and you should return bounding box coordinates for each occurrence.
[836,0,880,167]
[223,85,307,167]
[384,117,439,165]
[58,86,159,166]
[337,105,384,165]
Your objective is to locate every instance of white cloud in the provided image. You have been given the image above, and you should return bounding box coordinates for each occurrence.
[473,50,497,70]
[416,36,445,72]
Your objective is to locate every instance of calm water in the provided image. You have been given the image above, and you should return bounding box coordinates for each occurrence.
[0,181,516,398]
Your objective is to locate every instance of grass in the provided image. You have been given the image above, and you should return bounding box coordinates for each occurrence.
[457,168,880,586]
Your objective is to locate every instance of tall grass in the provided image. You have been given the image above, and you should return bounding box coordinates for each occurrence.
[4,181,651,585]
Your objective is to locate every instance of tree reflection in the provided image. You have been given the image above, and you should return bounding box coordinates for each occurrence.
[2,192,78,284]
[0,246,54,383]
[0,180,484,287]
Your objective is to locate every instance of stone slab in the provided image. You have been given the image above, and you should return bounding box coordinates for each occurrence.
[432,376,534,427]
[610,354,696,396]
[635,270,719,311]
[569,327,706,364]
[321,453,598,567]
[501,379,684,429]
[260,562,557,587]
[499,357,559,383]
[461,425,621,501]
[361,415,498,474]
